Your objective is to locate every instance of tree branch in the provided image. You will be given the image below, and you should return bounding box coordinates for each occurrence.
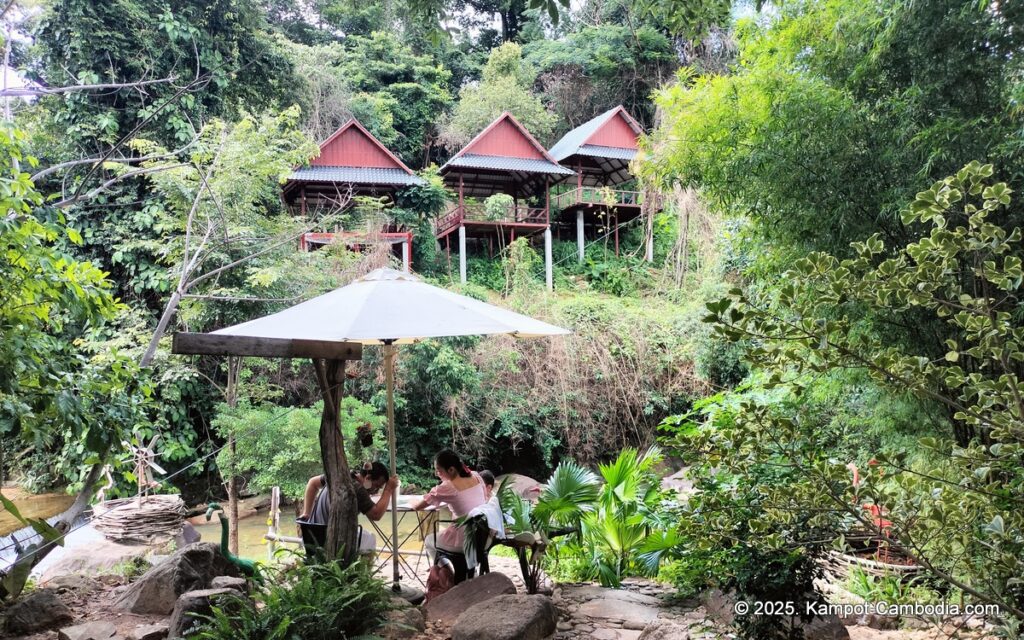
[0,76,179,98]
[52,163,188,209]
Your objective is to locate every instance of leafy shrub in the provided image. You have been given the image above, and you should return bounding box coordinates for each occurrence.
[693,326,748,388]
[483,193,515,220]
[194,559,392,640]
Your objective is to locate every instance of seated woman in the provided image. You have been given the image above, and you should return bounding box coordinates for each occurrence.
[412,449,486,566]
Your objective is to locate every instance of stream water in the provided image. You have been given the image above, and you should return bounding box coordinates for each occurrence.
[191,507,448,561]
[1,487,443,567]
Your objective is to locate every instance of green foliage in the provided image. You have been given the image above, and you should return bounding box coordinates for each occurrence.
[193,557,392,640]
[336,31,453,164]
[524,24,675,129]
[31,0,293,147]
[641,0,1024,301]
[0,126,148,488]
[394,166,451,221]
[213,397,385,498]
[441,42,557,149]
[695,163,1024,621]
[844,568,950,607]
[498,448,680,589]
[483,193,515,221]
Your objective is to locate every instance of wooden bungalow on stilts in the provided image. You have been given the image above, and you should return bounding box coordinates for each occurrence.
[282,119,424,271]
[437,112,573,291]
[547,106,657,262]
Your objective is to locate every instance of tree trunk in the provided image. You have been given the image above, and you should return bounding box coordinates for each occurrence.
[314,359,358,563]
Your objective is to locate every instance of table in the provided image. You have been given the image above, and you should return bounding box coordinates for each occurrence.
[367,495,440,587]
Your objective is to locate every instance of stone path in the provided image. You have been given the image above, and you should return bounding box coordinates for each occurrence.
[552,579,733,640]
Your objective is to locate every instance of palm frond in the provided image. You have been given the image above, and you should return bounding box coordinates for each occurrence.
[533,460,600,528]
[636,528,683,577]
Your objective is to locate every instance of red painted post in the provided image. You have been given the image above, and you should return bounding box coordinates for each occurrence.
[406,232,413,269]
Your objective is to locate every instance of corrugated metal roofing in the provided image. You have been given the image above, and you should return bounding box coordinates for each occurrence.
[549,107,641,162]
[442,153,574,175]
[577,145,637,161]
[288,166,425,186]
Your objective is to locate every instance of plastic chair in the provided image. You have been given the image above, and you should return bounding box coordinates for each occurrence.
[433,514,492,584]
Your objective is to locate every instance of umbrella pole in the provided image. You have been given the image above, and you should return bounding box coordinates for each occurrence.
[384,342,400,591]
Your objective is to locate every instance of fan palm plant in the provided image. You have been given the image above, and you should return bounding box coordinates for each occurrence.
[581,446,681,586]
[496,460,600,593]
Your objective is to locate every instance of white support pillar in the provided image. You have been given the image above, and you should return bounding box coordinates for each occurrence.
[646,235,654,263]
[576,211,585,264]
[401,241,410,273]
[544,226,553,292]
[458,225,467,285]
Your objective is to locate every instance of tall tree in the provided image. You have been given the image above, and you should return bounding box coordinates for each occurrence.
[440,42,556,149]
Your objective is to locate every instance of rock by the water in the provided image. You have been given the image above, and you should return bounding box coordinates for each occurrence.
[423,571,517,626]
[41,538,151,582]
[175,523,201,548]
[639,620,692,640]
[451,594,557,640]
[168,588,239,639]
[210,576,247,593]
[128,622,170,640]
[377,597,427,639]
[114,542,240,615]
[3,588,74,634]
[57,620,118,640]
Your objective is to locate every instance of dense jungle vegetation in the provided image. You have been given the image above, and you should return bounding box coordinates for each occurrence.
[2,0,1024,635]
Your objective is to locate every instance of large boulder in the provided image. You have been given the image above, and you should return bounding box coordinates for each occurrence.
[2,588,74,635]
[451,594,558,640]
[210,576,248,593]
[494,474,542,500]
[168,588,239,639]
[113,542,240,615]
[57,620,118,640]
[423,571,517,626]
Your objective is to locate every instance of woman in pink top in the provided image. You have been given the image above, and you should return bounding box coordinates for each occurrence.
[413,449,486,554]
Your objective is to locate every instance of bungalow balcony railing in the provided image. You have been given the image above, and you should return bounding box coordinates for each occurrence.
[435,203,549,236]
[551,187,643,211]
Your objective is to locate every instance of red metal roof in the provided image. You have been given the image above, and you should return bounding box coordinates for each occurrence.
[310,120,415,174]
[453,112,562,164]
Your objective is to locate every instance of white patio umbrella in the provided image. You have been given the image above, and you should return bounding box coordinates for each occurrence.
[212,268,570,591]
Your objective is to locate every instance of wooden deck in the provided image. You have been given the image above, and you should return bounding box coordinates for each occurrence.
[551,186,644,212]
[435,203,549,239]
